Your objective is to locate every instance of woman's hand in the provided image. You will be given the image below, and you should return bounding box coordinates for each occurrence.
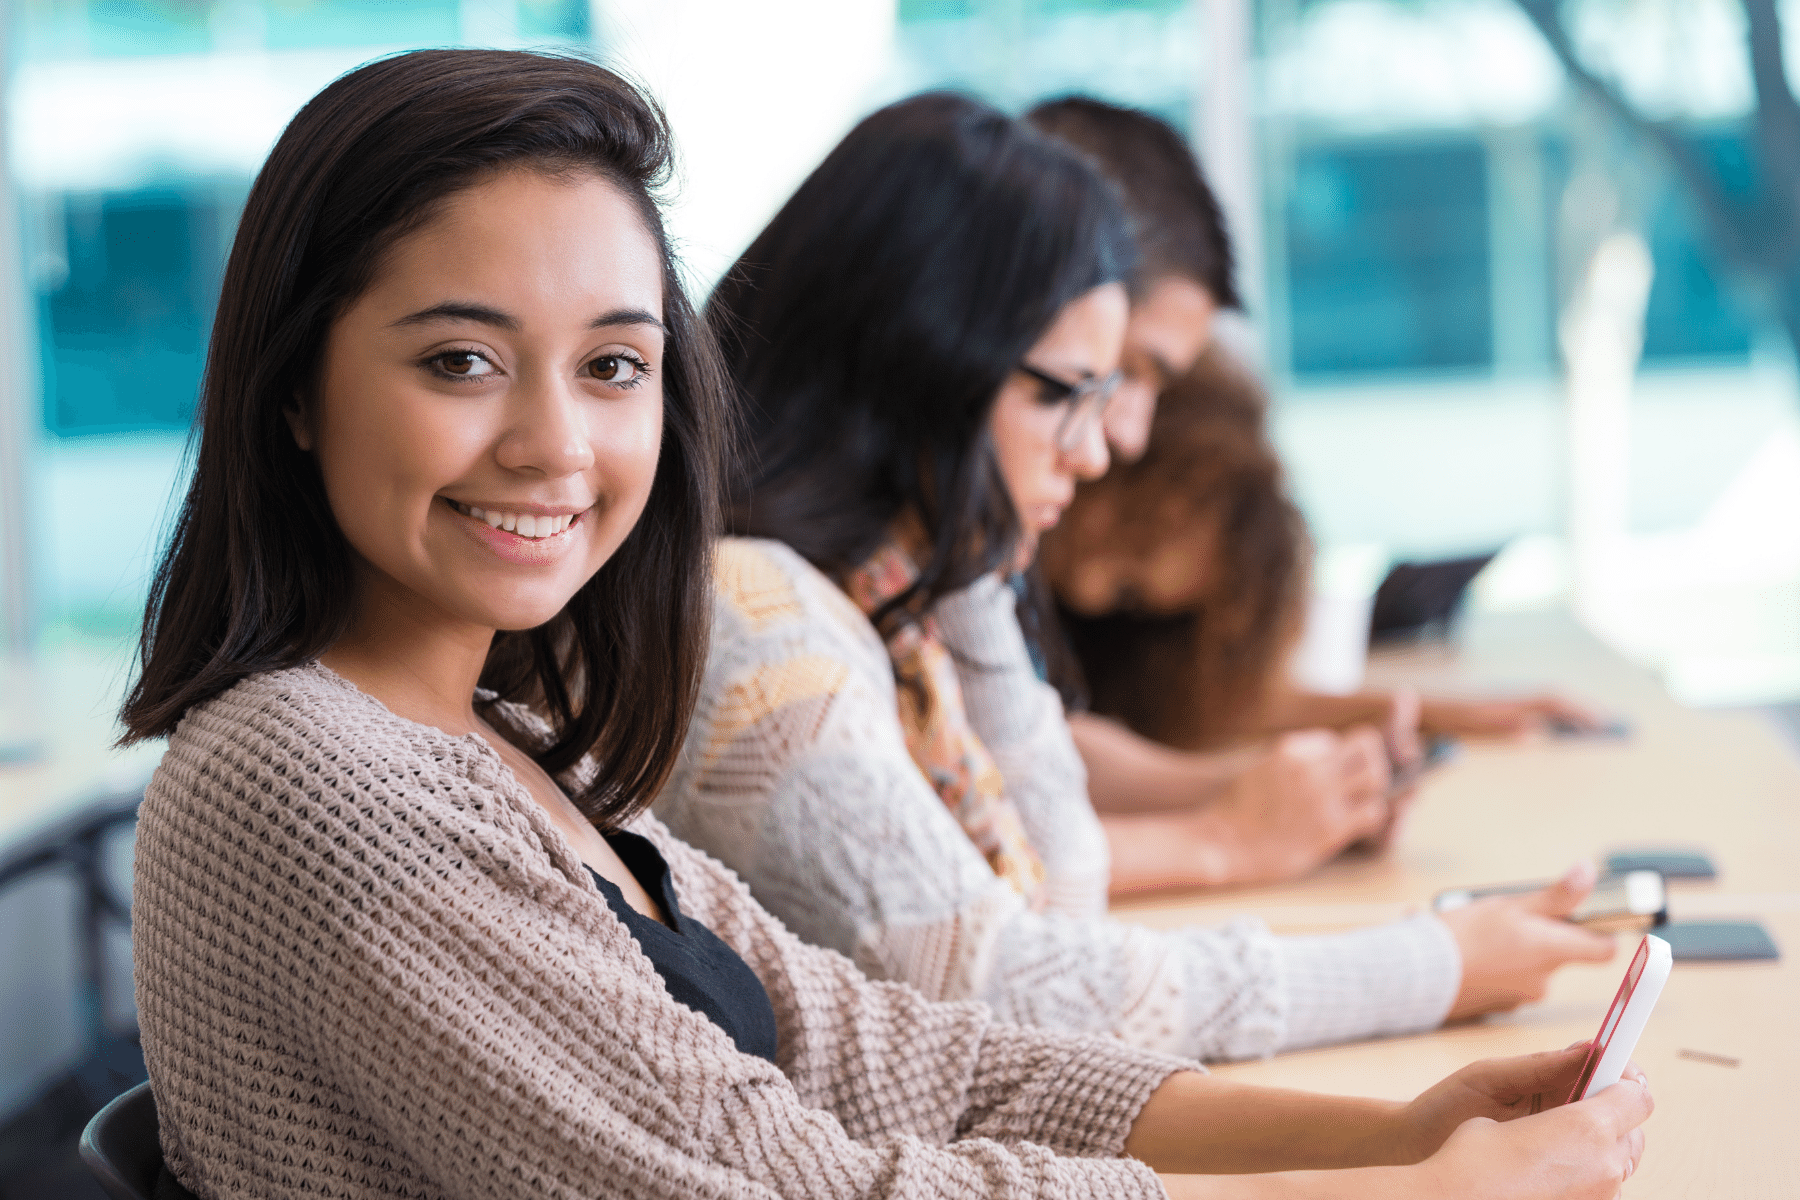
[1143,1050,1649,1199]
[1398,1043,1605,1158]
[1415,1061,1652,1200]
[1101,728,1393,893]
[1209,728,1393,884]
[1440,862,1617,1020]
[1377,685,1425,773]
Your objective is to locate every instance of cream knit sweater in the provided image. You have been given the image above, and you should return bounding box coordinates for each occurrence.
[655,539,1461,1063]
[133,662,1192,1199]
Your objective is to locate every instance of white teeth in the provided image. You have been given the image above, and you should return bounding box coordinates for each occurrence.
[451,500,575,538]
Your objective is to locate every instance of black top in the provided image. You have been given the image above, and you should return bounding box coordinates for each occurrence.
[586,830,780,1064]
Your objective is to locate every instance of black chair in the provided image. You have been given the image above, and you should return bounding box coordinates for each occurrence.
[79,1079,161,1200]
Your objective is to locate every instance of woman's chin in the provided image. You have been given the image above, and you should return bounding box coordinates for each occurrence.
[1008,533,1040,575]
[455,589,582,634]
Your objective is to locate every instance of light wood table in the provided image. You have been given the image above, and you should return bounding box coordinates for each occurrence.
[1112,611,1800,1199]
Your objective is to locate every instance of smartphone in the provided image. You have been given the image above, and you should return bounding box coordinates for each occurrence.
[1548,715,1633,740]
[1432,869,1666,932]
[1569,933,1672,1102]
[1604,848,1717,880]
[1387,736,1458,797]
[1657,919,1779,962]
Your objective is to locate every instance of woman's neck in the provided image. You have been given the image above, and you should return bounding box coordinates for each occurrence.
[320,572,495,737]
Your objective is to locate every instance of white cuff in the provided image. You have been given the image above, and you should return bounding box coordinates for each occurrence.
[1273,913,1462,1052]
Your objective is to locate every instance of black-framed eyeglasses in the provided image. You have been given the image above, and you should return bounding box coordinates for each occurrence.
[1018,363,1122,452]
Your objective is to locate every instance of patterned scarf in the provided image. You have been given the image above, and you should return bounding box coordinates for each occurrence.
[844,542,1048,907]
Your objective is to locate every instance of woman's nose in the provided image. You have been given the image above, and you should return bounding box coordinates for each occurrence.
[1061,410,1110,481]
[495,371,596,478]
[1103,382,1156,461]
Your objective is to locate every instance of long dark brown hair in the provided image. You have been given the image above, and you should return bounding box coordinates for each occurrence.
[1040,345,1308,749]
[1026,97,1239,310]
[120,50,730,827]
[711,93,1135,620]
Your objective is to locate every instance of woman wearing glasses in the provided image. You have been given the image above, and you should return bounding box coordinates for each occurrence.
[654,92,1565,1064]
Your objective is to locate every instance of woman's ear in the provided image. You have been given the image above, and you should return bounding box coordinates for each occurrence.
[283,397,315,451]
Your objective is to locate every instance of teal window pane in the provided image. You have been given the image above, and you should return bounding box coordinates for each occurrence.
[1640,131,1755,362]
[1286,139,1493,375]
[33,0,213,58]
[894,0,1199,122]
[39,189,230,436]
[899,0,1181,19]
[1541,130,1754,364]
[1030,0,1186,13]
[517,0,589,40]
[898,0,977,19]
[262,0,460,50]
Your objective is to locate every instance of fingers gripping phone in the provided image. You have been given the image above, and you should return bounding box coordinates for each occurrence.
[1432,869,1667,933]
[1569,934,1671,1102]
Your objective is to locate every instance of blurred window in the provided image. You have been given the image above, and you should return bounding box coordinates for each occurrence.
[1285,137,1493,375]
[1264,0,1764,380]
[261,2,463,50]
[894,0,1200,132]
[38,186,236,435]
[1640,130,1756,362]
[10,0,592,442]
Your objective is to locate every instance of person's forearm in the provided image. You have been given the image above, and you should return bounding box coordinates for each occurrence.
[1102,810,1245,893]
[1126,1070,1417,1176]
[1258,688,1390,736]
[1071,712,1251,815]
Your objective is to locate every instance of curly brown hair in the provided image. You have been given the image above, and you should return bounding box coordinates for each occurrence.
[1039,345,1309,749]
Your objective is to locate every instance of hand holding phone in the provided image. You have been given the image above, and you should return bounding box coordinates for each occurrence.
[1437,862,1621,1021]
[1434,868,1666,932]
[1569,934,1671,1102]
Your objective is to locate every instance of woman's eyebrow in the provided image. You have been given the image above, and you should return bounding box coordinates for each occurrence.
[387,303,666,336]
[590,307,667,335]
[391,302,518,331]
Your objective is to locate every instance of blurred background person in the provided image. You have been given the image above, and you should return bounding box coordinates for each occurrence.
[1024,97,1601,889]
[1043,337,1598,760]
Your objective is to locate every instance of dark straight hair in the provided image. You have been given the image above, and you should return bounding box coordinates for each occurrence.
[710,92,1136,620]
[1027,97,1240,310]
[120,49,731,827]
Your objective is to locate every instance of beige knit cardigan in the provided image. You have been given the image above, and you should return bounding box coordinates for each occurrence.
[132,663,1191,1199]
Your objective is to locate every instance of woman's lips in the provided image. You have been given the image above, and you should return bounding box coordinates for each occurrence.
[446,497,585,537]
[444,497,585,565]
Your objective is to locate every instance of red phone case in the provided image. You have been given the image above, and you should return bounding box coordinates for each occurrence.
[1567,937,1652,1104]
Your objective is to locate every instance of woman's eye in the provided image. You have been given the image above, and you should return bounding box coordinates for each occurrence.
[586,354,646,385]
[433,349,497,377]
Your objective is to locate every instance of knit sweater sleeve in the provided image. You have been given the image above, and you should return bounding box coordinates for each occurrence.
[931,574,1111,918]
[132,666,1169,1200]
[656,539,1457,1063]
[932,571,1463,1054]
[637,813,1187,1160]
